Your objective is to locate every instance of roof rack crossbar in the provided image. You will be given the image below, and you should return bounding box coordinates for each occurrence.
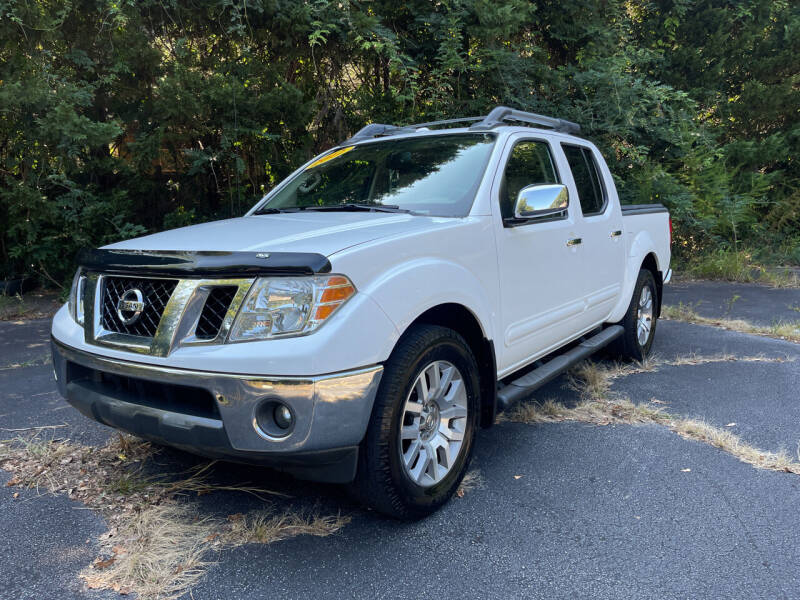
[344,116,484,145]
[469,106,581,134]
[409,116,485,129]
[342,106,581,145]
[345,123,413,144]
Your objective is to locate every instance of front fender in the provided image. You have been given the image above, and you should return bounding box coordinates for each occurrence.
[361,257,495,342]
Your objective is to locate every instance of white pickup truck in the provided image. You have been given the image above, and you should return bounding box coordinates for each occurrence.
[52,107,671,519]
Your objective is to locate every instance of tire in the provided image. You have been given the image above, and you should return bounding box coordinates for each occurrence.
[608,269,658,361]
[351,324,480,520]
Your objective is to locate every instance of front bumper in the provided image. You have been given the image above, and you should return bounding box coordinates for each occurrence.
[51,338,383,483]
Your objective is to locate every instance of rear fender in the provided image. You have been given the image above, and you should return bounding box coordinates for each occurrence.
[608,232,663,323]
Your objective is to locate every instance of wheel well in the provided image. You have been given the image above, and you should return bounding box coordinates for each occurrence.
[641,252,663,317]
[409,304,497,428]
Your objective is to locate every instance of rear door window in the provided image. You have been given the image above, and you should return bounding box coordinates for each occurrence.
[561,145,606,216]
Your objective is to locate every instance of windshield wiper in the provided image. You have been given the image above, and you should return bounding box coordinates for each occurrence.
[302,203,410,214]
[255,206,305,215]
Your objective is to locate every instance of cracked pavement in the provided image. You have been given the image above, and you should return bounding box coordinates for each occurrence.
[1,280,799,599]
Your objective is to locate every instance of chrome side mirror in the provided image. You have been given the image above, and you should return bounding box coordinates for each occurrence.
[514,184,569,220]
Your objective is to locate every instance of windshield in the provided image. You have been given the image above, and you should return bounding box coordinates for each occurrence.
[257,133,497,217]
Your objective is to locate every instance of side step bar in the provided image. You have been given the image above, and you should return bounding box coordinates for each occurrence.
[496,325,624,412]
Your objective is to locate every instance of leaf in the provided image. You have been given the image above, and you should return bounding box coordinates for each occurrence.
[94,556,116,569]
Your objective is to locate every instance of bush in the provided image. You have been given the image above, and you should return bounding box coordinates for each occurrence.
[1,0,797,284]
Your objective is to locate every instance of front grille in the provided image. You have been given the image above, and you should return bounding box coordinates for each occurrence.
[195,286,238,340]
[66,362,220,420]
[101,276,178,338]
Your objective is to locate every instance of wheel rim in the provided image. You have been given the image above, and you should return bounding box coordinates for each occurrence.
[637,286,654,347]
[399,360,469,487]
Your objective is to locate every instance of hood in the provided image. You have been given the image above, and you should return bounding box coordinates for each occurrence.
[105,212,446,256]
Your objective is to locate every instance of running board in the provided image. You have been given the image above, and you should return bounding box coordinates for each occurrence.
[496,325,624,412]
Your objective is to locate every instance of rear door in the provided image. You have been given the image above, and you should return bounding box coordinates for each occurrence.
[492,134,587,375]
[559,143,625,326]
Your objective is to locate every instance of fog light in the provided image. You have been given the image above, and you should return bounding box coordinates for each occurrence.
[254,398,296,439]
[274,404,293,429]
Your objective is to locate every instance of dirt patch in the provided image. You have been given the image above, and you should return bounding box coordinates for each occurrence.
[0,434,350,599]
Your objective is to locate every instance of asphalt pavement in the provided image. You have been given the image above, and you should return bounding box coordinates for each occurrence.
[663,279,800,326]
[1,281,799,599]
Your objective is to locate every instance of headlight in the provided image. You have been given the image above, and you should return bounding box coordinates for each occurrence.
[68,269,86,325]
[229,275,355,341]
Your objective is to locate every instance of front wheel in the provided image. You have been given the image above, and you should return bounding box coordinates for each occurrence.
[351,324,480,520]
[608,269,658,361]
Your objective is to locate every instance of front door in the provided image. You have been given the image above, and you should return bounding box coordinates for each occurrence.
[493,136,587,376]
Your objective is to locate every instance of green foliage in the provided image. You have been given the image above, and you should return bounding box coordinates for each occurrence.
[1,0,798,284]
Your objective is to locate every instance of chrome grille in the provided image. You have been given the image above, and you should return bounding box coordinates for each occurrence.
[195,286,238,340]
[101,276,178,338]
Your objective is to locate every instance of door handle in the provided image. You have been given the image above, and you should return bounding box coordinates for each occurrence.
[610,230,623,238]
[566,237,582,247]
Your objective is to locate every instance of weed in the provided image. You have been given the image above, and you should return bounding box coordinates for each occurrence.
[725,294,741,315]
[0,291,61,320]
[677,250,800,288]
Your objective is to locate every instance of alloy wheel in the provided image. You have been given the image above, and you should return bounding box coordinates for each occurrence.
[399,360,469,487]
[637,286,654,346]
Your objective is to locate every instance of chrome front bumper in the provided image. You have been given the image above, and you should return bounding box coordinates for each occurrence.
[51,338,383,482]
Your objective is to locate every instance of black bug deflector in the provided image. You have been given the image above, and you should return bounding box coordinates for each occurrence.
[77,248,332,278]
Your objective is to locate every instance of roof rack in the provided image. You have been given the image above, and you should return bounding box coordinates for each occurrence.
[342,106,580,144]
[469,106,580,134]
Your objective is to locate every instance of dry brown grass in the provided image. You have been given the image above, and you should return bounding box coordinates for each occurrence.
[223,508,350,545]
[507,357,800,477]
[605,352,794,380]
[0,433,350,600]
[662,302,800,343]
[671,418,800,474]
[83,504,215,598]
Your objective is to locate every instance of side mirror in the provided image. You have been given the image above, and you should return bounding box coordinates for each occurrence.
[514,184,569,220]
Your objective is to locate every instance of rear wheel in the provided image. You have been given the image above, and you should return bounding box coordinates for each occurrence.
[351,324,480,520]
[608,269,658,361]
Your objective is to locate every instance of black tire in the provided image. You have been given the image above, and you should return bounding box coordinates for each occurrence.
[608,269,658,361]
[350,324,480,520]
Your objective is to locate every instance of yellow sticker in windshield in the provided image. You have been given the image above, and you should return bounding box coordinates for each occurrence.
[305,146,354,170]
